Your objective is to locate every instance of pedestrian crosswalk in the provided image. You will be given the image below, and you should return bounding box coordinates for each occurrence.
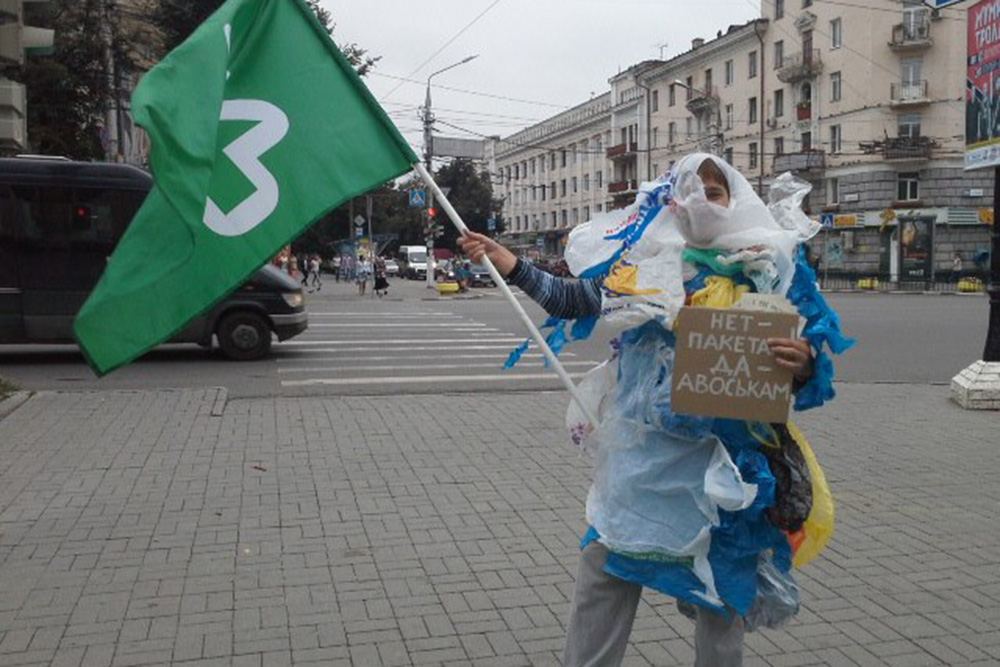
[273,307,600,394]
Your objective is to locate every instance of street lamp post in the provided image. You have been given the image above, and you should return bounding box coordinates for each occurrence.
[422,55,478,289]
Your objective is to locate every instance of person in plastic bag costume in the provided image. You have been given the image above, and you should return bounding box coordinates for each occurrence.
[460,153,852,667]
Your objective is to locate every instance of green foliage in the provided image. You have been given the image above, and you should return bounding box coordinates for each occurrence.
[433,159,504,249]
[11,0,121,159]
[0,377,16,401]
[151,0,379,74]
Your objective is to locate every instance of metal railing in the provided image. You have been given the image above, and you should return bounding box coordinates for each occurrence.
[890,15,932,48]
[774,149,825,173]
[777,49,823,83]
[890,80,929,105]
[816,270,990,294]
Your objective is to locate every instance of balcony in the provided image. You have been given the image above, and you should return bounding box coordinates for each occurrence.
[777,50,823,83]
[608,180,638,194]
[890,15,932,51]
[684,86,720,116]
[606,142,638,160]
[883,136,934,161]
[773,149,825,174]
[890,80,930,108]
[796,103,812,121]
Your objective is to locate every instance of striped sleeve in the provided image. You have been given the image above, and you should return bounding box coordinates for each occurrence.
[506,259,603,320]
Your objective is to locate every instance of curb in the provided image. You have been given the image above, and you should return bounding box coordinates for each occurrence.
[210,387,228,417]
[0,391,33,421]
[821,289,987,296]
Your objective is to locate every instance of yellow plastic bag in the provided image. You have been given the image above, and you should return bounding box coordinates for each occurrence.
[787,422,835,567]
[689,276,750,308]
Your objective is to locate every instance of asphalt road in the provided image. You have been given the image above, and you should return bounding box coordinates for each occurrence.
[0,273,990,397]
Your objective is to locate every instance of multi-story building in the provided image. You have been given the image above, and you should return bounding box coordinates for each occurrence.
[490,3,992,283]
[487,93,614,255]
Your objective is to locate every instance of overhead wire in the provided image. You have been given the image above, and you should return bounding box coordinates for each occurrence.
[379,0,503,102]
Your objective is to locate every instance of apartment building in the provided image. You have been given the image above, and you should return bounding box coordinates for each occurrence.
[490,2,991,281]
[486,93,614,255]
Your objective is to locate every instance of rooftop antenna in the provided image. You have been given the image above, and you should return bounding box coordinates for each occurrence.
[656,41,669,59]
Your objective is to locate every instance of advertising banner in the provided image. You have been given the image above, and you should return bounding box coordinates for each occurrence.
[899,216,935,281]
[967,0,1000,169]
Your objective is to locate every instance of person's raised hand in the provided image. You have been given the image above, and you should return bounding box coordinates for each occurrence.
[457,232,518,277]
[767,338,814,383]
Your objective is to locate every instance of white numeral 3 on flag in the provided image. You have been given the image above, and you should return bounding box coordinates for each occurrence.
[203,99,290,237]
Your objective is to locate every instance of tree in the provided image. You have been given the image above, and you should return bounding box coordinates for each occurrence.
[11,0,127,159]
[150,0,379,74]
[432,159,504,250]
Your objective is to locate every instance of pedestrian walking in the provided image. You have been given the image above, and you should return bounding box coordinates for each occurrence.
[356,254,371,297]
[373,256,389,297]
[951,252,964,284]
[459,153,852,667]
[309,255,322,289]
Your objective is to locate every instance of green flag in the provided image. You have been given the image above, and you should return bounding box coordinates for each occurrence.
[74,0,418,375]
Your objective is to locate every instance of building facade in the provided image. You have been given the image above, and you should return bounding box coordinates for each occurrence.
[490,2,992,283]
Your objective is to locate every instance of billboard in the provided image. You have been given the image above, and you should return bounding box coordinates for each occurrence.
[967,0,1000,169]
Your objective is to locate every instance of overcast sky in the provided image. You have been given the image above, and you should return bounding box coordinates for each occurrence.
[322,0,761,153]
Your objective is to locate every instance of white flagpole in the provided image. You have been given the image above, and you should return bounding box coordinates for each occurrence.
[413,162,599,428]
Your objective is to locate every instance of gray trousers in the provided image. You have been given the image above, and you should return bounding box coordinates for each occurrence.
[563,542,744,667]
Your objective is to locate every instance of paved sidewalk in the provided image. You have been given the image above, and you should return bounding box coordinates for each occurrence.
[0,385,997,667]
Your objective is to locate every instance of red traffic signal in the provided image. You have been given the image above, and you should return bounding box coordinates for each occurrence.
[427,207,438,218]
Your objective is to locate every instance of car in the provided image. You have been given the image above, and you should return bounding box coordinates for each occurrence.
[383,258,400,276]
[468,263,496,287]
[0,156,308,361]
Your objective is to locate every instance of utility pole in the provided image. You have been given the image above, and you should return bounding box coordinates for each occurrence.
[99,0,119,161]
[422,55,478,290]
[636,77,653,181]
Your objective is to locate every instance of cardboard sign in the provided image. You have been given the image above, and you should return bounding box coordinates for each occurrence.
[671,306,799,423]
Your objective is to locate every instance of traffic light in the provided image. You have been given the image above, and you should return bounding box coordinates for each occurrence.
[424,206,444,242]
[0,0,54,152]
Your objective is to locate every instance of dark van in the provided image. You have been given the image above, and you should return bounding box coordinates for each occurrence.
[0,156,308,361]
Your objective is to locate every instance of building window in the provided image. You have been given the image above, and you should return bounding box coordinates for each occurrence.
[561,150,567,167]
[669,84,676,106]
[572,209,579,225]
[652,127,659,148]
[583,205,590,220]
[560,179,566,197]
[830,18,843,49]
[899,113,922,138]
[775,136,785,156]
[725,59,734,85]
[749,97,758,124]
[724,147,734,164]
[828,177,840,204]
[596,204,603,213]
[775,0,784,19]
[685,75,694,100]
[725,104,733,130]
[569,144,577,165]
[803,0,812,6]
[686,117,693,138]
[749,50,758,79]
[829,124,842,154]
[652,163,659,176]
[830,71,842,102]
[749,142,758,169]
[561,209,568,226]
[550,182,556,198]
[774,40,784,69]
[572,176,578,193]
[596,171,603,188]
[774,89,784,117]
[541,185,547,201]
[668,121,677,145]
[652,89,659,112]
[898,172,919,201]
[583,173,590,191]
[550,153,556,170]
[551,211,557,228]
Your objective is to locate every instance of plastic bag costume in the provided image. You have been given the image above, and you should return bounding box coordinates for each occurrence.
[514,154,852,626]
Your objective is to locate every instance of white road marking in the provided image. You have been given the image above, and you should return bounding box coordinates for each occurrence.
[281,372,588,387]
[277,361,598,374]
[305,312,460,317]
[278,344,535,354]
[307,323,489,328]
[275,352,579,363]
[285,338,522,346]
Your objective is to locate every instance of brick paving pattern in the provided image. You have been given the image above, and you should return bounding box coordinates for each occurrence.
[0,385,997,666]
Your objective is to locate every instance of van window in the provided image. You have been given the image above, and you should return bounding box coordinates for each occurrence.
[0,185,17,289]
[11,185,148,290]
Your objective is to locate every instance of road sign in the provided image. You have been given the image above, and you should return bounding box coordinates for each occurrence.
[487,217,496,232]
[925,0,968,8]
[820,213,834,229]
[409,190,426,207]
